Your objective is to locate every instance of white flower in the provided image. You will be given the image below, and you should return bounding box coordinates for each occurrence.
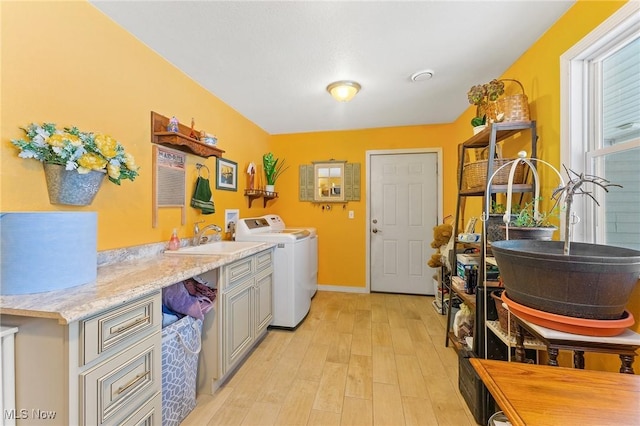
[18,151,37,159]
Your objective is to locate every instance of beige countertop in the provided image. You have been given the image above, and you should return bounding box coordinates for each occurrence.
[0,242,275,324]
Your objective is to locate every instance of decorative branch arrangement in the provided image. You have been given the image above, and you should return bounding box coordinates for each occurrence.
[551,166,623,255]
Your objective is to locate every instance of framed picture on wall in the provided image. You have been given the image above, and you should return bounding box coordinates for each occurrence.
[216,158,238,191]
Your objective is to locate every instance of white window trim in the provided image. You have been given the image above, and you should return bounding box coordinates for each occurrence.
[560,1,640,244]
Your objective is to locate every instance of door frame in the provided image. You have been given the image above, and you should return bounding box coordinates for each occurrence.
[365,148,443,293]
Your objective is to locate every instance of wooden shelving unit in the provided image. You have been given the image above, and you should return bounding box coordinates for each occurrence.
[445,121,538,356]
[151,111,225,158]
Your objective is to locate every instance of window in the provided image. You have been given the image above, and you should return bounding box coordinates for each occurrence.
[561,2,640,250]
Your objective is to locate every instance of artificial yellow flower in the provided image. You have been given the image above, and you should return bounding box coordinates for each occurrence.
[46,133,66,148]
[46,133,82,147]
[107,163,121,179]
[124,152,138,170]
[65,133,82,146]
[77,153,107,173]
[94,134,118,158]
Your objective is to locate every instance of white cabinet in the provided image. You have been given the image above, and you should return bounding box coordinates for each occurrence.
[0,291,162,425]
[222,276,253,371]
[195,248,274,396]
[220,249,273,376]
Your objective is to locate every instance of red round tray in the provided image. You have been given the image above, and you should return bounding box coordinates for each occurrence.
[501,291,634,337]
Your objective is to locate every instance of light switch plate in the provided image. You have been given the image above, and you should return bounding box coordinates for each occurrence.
[348,210,354,219]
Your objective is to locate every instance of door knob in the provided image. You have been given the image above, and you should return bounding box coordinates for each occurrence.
[372,228,382,234]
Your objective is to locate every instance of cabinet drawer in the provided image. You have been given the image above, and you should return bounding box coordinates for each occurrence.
[224,257,254,289]
[82,292,161,365]
[255,249,273,273]
[118,391,161,426]
[81,332,161,426]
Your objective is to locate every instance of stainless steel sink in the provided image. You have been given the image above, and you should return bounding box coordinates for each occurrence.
[164,241,266,256]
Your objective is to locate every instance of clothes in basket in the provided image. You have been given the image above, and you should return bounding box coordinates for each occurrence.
[162,315,203,426]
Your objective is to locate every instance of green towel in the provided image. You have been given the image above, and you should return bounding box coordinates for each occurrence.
[190,177,215,214]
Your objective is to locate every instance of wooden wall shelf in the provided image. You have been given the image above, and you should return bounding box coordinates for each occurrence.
[151,111,225,158]
[244,189,278,208]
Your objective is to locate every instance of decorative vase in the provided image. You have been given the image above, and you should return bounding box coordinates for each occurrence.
[43,163,106,206]
[265,184,275,194]
[473,125,487,135]
[486,214,517,242]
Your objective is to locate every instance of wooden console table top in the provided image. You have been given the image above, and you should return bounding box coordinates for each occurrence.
[471,358,640,426]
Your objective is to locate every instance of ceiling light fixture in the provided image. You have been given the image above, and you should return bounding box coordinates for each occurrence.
[326,80,361,102]
[410,69,434,82]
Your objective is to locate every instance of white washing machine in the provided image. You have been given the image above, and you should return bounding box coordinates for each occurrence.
[260,215,318,298]
[235,216,311,329]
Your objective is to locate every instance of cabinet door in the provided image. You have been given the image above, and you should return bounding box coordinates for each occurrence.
[222,279,253,374]
[254,269,273,338]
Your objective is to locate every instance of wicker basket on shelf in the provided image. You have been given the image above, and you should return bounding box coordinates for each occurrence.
[463,158,525,189]
[491,290,517,332]
[497,79,530,122]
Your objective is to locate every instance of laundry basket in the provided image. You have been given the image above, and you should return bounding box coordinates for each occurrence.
[162,315,203,426]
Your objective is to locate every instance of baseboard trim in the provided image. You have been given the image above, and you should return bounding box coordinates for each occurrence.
[317,285,369,294]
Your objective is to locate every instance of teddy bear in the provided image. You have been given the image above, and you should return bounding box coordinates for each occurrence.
[428,223,453,268]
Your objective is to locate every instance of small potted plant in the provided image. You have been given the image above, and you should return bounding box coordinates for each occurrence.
[468,84,487,134]
[501,197,559,241]
[262,152,289,193]
[467,79,505,133]
[492,167,640,321]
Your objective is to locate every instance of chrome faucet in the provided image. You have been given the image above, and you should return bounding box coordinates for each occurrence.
[193,223,222,246]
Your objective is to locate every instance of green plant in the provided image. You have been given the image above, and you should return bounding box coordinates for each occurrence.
[11,122,139,185]
[490,200,521,215]
[470,115,486,127]
[509,198,558,228]
[262,152,289,185]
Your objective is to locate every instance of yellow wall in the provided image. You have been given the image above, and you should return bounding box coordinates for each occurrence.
[1,1,273,250]
[1,0,635,372]
[270,124,456,288]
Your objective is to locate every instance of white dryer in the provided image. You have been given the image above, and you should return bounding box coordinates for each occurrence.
[260,215,318,298]
[235,216,311,329]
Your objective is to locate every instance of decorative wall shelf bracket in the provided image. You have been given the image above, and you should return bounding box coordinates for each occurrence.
[244,189,278,208]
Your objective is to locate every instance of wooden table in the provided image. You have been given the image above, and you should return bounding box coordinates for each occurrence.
[471,358,640,426]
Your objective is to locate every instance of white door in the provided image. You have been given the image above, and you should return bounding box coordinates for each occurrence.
[370,152,439,294]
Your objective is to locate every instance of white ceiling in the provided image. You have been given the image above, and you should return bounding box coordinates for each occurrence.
[91,1,575,135]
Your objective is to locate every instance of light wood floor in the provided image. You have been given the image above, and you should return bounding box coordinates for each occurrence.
[183,291,476,426]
